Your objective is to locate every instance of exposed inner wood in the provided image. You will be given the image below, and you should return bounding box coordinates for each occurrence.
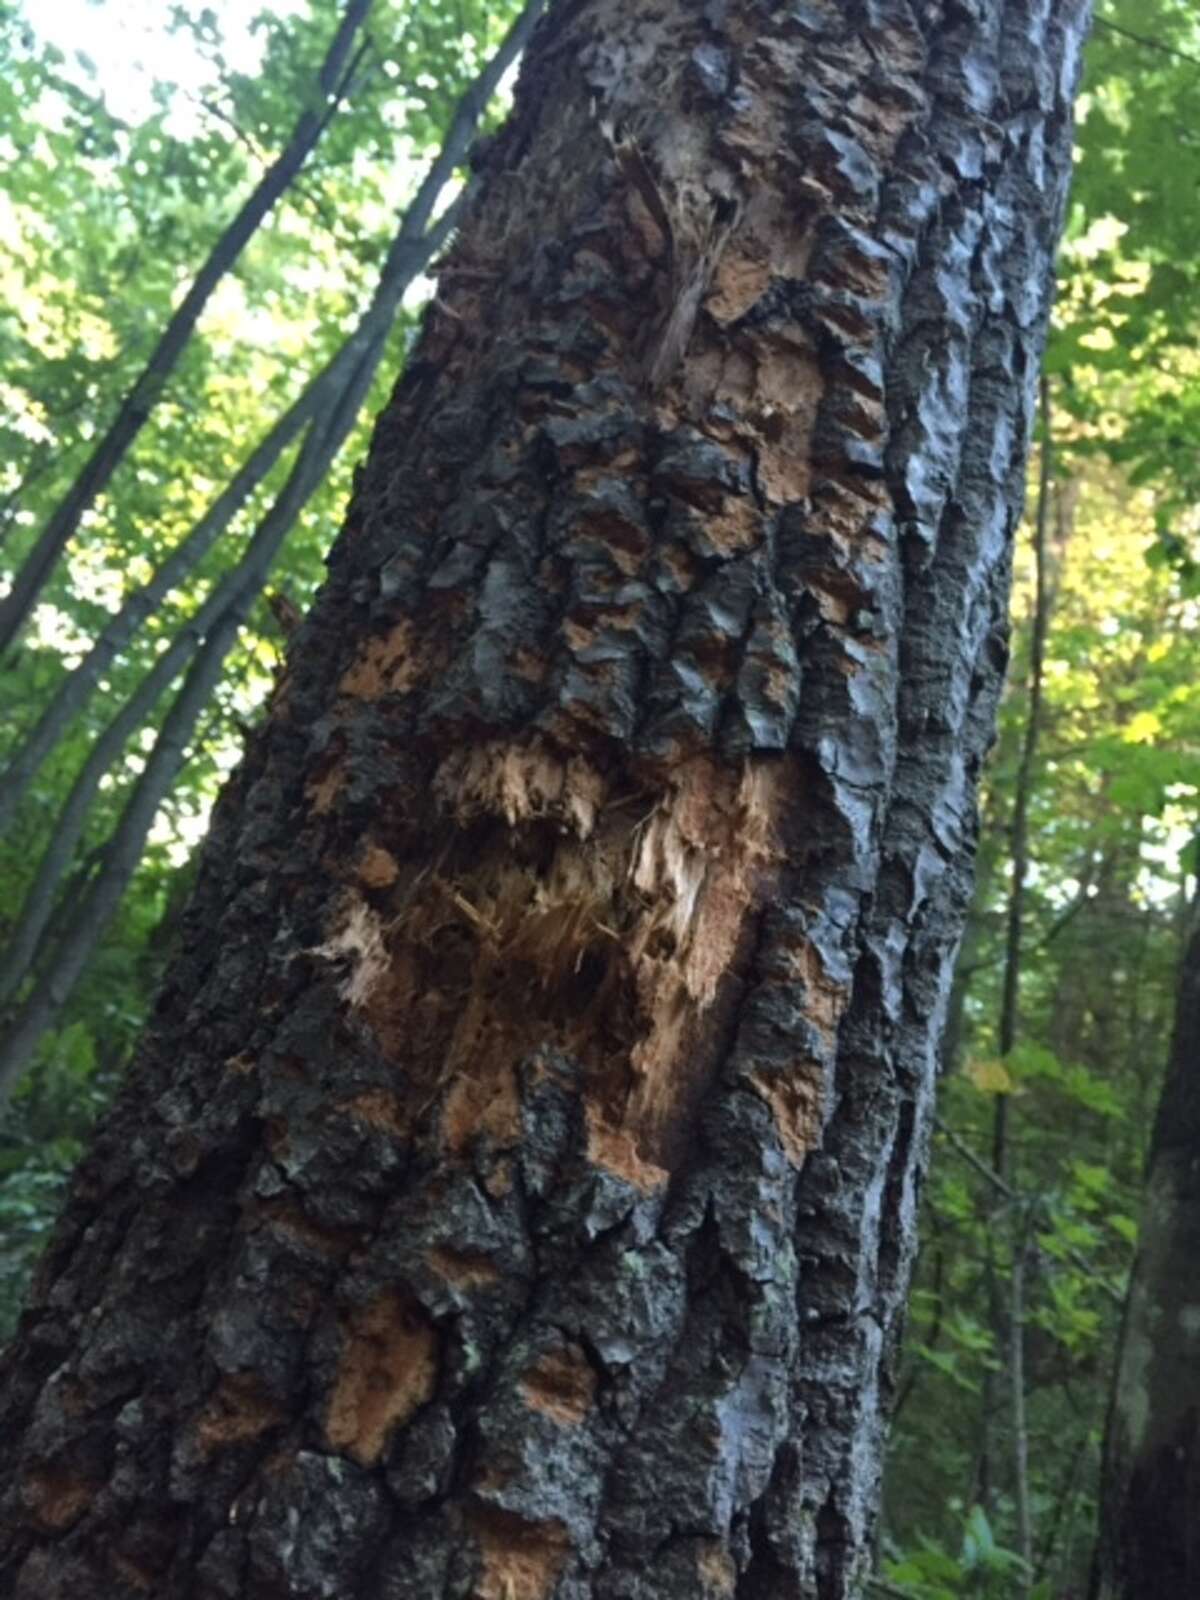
[324,1287,439,1466]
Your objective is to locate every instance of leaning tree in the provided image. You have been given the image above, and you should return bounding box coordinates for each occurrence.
[0,0,1090,1595]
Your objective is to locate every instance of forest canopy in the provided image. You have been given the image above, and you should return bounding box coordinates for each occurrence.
[1,1,1199,1595]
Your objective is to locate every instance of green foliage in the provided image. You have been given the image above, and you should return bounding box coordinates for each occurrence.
[0,0,523,1329]
[0,1022,115,1342]
[883,1506,1044,1600]
[885,458,1198,1588]
[0,9,1199,1593]
[884,12,1200,1558]
[1055,1,1200,561]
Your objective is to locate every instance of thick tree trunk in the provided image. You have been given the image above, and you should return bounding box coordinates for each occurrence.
[1090,917,1200,1599]
[0,2,1088,1597]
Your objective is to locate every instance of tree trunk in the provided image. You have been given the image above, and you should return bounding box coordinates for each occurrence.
[0,1,1089,1596]
[1090,916,1200,1599]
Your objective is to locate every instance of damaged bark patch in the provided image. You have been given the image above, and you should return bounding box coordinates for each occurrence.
[305,756,346,817]
[585,1105,668,1193]
[309,744,794,1175]
[108,1548,158,1593]
[338,620,423,700]
[254,1198,359,1259]
[21,1464,98,1532]
[748,1063,826,1168]
[518,1341,597,1426]
[467,1506,571,1600]
[434,737,610,838]
[194,1373,286,1455]
[337,1087,410,1136]
[311,897,391,1012]
[788,937,849,1047]
[696,1539,738,1595]
[441,1060,523,1155]
[743,931,849,1166]
[622,758,787,1151]
[357,842,400,889]
[426,1246,502,1290]
[325,1288,438,1466]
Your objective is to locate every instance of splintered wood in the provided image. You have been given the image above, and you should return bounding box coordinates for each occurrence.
[310,736,821,1173]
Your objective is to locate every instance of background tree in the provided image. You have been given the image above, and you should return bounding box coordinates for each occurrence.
[1088,915,1200,1597]
[878,7,1200,1589]
[0,0,1089,1595]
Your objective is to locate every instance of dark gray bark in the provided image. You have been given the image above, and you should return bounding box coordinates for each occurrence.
[0,1,1088,1597]
[1090,916,1200,1599]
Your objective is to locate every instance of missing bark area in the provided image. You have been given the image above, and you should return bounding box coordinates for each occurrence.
[788,938,848,1044]
[442,1060,523,1155]
[312,897,391,1012]
[357,841,400,888]
[467,1506,571,1600]
[313,743,793,1172]
[746,935,848,1165]
[254,1197,359,1259]
[434,737,610,837]
[324,1287,438,1466]
[21,1464,97,1532]
[426,1245,502,1290]
[518,1340,597,1426]
[193,1373,286,1455]
[338,619,423,700]
[305,757,346,817]
[337,1087,410,1135]
[585,1104,667,1193]
[621,759,786,1145]
[696,1540,738,1595]
[108,1549,157,1593]
[748,1062,827,1168]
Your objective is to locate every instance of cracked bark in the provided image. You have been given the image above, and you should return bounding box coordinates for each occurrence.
[0,0,1089,1596]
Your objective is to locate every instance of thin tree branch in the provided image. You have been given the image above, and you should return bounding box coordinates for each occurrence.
[0,0,544,830]
[0,315,388,1031]
[0,444,54,551]
[1093,13,1200,71]
[0,355,375,1103]
[932,1117,1126,1306]
[0,0,373,658]
[0,191,463,840]
[1011,1234,1034,1597]
[935,1115,1020,1203]
[994,375,1054,1171]
[0,0,547,1098]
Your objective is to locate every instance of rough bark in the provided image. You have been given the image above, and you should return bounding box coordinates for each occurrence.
[0,1,1088,1597]
[1090,916,1200,1599]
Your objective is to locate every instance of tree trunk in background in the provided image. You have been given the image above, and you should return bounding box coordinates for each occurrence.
[0,1,1088,1596]
[1091,916,1200,1598]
